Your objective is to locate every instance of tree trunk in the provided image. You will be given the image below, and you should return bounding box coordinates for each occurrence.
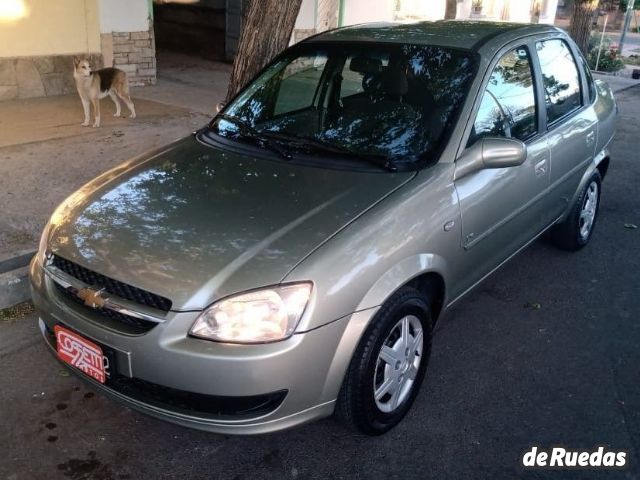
[445,0,457,19]
[225,0,303,102]
[568,0,600,55]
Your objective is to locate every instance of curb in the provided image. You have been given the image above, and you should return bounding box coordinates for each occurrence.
[0,250,35,310]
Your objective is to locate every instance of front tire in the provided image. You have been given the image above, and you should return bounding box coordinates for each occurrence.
[335,287,433,435]
[550,171,602,251]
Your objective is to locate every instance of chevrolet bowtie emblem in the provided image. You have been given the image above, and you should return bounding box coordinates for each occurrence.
[76,287,107,309]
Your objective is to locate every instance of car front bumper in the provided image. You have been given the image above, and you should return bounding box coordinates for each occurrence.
[30,258,376,434]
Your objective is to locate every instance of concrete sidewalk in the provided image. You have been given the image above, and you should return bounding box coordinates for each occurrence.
[594,70,640,91]
[132,52,232,115]
[0,94,190,148]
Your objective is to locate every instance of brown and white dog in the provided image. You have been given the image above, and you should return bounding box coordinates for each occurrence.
[73,58,136,127]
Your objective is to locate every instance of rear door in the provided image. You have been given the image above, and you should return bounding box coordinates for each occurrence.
[452,44,550,297]
[534,37,598,223]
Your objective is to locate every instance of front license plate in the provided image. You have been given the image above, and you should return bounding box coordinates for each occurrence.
[55,325,106,384]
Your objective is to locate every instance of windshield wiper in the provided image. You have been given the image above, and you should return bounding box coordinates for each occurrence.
[265,133,399,172]
[214,114,292,160]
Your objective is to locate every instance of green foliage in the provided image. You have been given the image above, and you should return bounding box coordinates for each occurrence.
[619,0,640,10]
[587,33,626,71]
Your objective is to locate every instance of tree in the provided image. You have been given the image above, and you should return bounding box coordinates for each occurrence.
[445,0,457,19]
[225,0,303,102]
[568,0,600,55]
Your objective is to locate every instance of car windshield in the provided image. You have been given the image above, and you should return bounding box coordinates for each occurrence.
[210,42,477,169]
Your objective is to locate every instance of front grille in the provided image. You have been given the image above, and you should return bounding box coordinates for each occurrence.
[52,255,172,312]
[54,283,157,334]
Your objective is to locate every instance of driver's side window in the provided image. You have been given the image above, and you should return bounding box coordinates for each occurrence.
[469,47,537,146]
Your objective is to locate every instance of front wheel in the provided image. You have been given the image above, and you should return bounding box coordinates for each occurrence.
[335,287,433,435]
[550,171,602,251]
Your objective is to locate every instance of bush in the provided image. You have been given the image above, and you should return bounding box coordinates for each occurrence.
[587,34,626,72]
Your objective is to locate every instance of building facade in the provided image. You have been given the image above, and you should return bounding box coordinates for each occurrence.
[0,0,156,101]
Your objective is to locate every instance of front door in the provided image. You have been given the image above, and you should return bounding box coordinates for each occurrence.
[452,45,550,299]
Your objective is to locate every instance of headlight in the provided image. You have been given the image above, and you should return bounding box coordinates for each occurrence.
[189,283,312,344]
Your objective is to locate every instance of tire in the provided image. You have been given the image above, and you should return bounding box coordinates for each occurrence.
[550,171,602,251]
[335,286,433,435]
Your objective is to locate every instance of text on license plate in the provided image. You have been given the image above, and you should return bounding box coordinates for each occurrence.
[55,325,106,384]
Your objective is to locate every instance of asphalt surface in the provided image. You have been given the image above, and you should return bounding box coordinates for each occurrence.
[1,86,639,480]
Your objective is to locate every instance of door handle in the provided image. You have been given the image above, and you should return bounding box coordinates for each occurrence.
[586,131,595,147]
[534,158,548,177]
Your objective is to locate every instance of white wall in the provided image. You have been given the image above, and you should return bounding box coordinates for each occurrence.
[342,0,396,25]
[395,0,445,21]
[99,0,150,33]
[539,0,559,24]
[456,0,472,19]
[506,0,533,23]
[295,0,316,29]
[0,0,101,56]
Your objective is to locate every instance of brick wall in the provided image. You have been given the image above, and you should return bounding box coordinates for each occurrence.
[101,26,157,86]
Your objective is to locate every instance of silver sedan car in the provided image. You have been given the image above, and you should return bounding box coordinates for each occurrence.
[31,21,616,435]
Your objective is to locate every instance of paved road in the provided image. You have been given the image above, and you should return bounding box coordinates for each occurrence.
[1,87,639,480]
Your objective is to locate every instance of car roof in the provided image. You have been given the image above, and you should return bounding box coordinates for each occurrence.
[304,20,562,51]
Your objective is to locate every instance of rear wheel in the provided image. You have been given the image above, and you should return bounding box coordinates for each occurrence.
[335,287,433,435]
[550,171,601,251]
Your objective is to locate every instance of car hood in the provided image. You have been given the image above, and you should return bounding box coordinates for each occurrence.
[48,135,414,310]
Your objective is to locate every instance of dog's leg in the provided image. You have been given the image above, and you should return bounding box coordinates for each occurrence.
[109,91,121,117]
[92,98,101,128]
[117,92,136,119]
[81,98,90,127]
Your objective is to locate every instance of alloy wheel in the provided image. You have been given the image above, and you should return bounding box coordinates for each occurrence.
[579,180,599,241]
[373,315,424,413]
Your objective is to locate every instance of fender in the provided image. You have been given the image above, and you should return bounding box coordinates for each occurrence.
[558,144,610,223]
[318,253,449,403]
[354,253,449,314]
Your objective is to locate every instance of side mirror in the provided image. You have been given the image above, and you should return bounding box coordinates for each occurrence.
[455,137,527,180]
[216,101,226,113]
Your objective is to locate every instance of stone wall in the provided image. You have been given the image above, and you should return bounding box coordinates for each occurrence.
[101,26,157,86]
[0,54,103,101]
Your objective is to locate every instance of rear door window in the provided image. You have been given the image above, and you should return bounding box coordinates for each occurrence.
[577,52,597,104]
[535,39,582,124]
